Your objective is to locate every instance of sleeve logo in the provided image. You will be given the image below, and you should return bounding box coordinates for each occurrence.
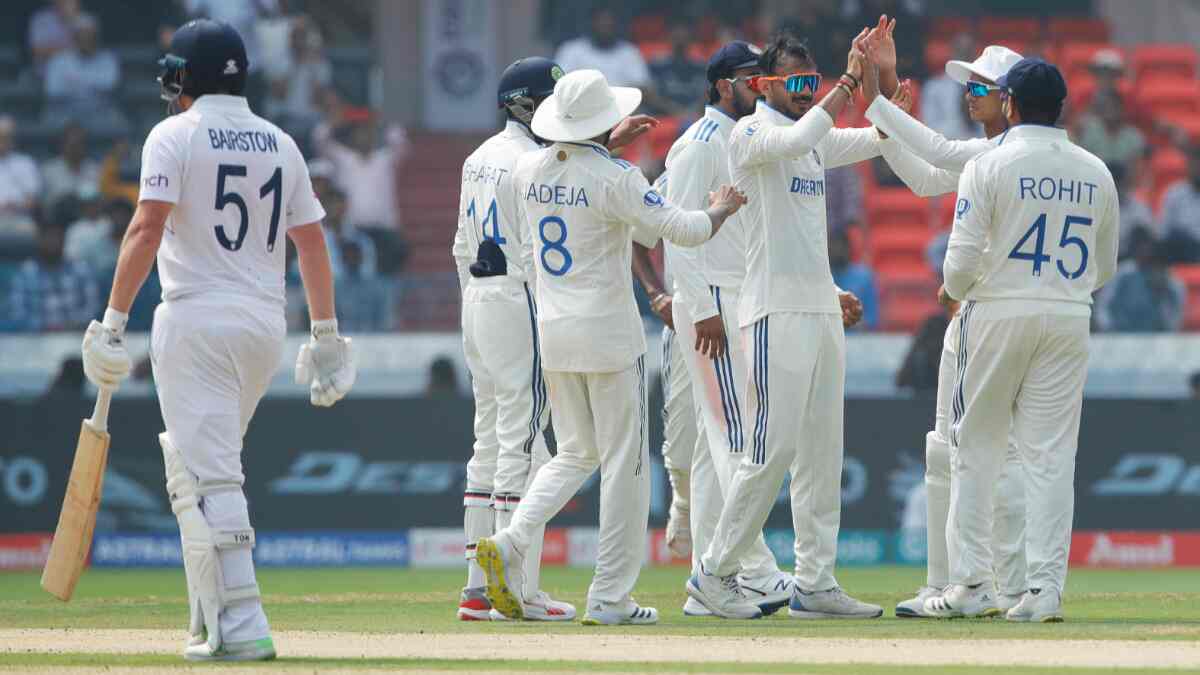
[643,190,664,207]
[955,198,970,219]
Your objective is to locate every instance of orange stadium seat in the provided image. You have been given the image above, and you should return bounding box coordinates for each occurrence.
[631,14,667,43]
[1173,265,1200,330]
[1151,148,1188,204]
[870,228,931,270]
[1136,79,1200,120]
[1133,45,1199,82]
[1060,43,1118,81]
[878,267,940,332]
[638,40,670,61]
[977,17,1042,45]
[1047,17,1110,43]
[929,16,973,41]
[867,188,929,231]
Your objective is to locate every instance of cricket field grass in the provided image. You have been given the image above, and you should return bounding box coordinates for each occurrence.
[1,565,1198,673]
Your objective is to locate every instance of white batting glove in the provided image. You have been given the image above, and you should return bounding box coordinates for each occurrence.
[295,319,356,407]
[81,309,132,390]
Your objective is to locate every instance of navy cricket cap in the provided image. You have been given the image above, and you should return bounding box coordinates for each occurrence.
[706,41,764,83]
[997,57,1067,108]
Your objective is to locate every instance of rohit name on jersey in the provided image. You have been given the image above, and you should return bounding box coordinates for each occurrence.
[525,183,590,207]
[1018,176,1100,205]
[208,128,279,153]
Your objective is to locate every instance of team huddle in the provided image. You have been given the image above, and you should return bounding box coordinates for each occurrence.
[455,15,1117,626]
[69,10,1116,663]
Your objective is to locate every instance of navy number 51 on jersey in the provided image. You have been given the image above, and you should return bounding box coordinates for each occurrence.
[214,164,283,252]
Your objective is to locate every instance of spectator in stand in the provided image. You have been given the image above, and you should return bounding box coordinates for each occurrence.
[1098,228,1186,333]
[1190,371,1200,399]
[554,7,651,90]
[1110,165,1155,260]
[8,219,100,332]
[1087,49,1127,101]
[288,186,377,282]
[426,356,462,398]
[644,18,708,117]
[1161,146,1200,263]
[43,13,127,134]
[896,312,950,393]
[91,199,159,331]
[921,34,980,141]
[28,0,82,71]
[825,164,863,235]
[839,0,926,78]
[67,196,133,274]
[41,123,100,209]
[263,15,331,141]
[313,107,410,274]
[1074,90,1145,180]
[829,229,879,331]
[183,0,277,66]
[0,117,41,237]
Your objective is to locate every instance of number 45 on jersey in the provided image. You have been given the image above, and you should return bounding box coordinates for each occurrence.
[1008,213,1092,280]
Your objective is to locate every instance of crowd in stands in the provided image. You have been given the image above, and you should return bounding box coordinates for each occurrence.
[553,4,1200,339]
[0,0,406,335]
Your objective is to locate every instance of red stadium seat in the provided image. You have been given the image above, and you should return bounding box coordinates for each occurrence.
[631,14,667,43]
[1047,17,1111,43]
[1133,45,1199,82]
[977,17,1042,45]
[870,228,931,269]
[1174,265,1200,330]
[866,188,930,231]
[878,267,940,332]
[695,15,720,43]
[1136,79,1200,120]
[1151,148,1188,195]
[637,40,670,61]
[929,16,973,41]
[1060,43,1120,82]
[688,41,722,63]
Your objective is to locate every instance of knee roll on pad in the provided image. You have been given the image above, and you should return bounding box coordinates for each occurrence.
[160,433,259,651]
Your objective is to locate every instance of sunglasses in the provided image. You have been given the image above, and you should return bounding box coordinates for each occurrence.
[966,81,1002,97]
[750,72,822,95]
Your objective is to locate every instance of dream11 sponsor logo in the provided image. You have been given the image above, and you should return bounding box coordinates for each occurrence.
[268,451,464,496]
[1091,454,1200,497]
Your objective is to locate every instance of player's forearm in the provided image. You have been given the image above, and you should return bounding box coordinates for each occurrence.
[296,241,336,322]
[107,207,166,314]
[631,242,666,297]
[879,138,956,197]
[942,242,981,301]
[865,96,984,171]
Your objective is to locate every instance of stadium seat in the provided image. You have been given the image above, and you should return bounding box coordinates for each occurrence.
[631,14,667,43]
[1174,265,1200,331]
[866,188,929,231]
[870,228,931,270]
[1136,79,1200,121]
[638,40,671,61]
[977,17,1041,46]
[1047,17,1111,43]
[1133,44,1199,82]
[1060,43,1119,82]
[878,267,940,333]
[1151,148,1189,206]
[688,41,723,63]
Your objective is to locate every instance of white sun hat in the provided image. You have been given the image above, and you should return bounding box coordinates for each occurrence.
[945,45,1024,85]
[531,69,642,143]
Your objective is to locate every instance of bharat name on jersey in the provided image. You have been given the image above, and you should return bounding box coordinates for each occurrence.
[730,100,880,327]
[138,94,325,306]
[511,140,711,373]
[945,125,1119,313]
[452,121,541,281]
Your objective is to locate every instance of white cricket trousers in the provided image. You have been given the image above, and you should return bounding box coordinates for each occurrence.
[151,295,284,643]
[672,286,780,579]
[460,278,552,593]
[702,312,843,591]
[505,358,650,609]
[947,302,1089,596]
[659,325,697,476]
[926,311,1027,594]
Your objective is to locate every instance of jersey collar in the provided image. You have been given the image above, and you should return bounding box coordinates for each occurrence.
[1001,124,1068,143]
[561,140,610,156]
[756,99,792,125]
[503,119,535,141]
[190,94,251,112]
[703,105,737,139]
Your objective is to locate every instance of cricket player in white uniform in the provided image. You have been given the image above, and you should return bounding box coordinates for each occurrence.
[922,58,1118,621]
[451,57,574,623]
[476,69,747,625]
[661,41,795,617]
[859,33,1030,617]
[687,32,883,620]
[79,20,355,661]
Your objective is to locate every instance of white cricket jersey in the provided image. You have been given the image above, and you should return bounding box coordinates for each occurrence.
[139,95,325,307]
[731,100,880,327]
[944,125,1119,314]
[511,140,712,372]
[452,121,540,284]
[660,106,746,323]
[865,95,994,172]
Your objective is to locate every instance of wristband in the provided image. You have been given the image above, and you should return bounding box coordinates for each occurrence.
[835,83,854,97]
[841,71,860,88]
[838,76,859,91]
[102,307,129,335]
[311,318,339,340]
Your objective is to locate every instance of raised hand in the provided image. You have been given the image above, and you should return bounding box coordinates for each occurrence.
[866,14,897,75]
[709,184,748,215]
[608,114,660,151]
[892,79,915,115]
[847,27,870,80]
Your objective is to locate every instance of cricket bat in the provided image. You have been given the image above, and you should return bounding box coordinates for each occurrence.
[41,388,112,602]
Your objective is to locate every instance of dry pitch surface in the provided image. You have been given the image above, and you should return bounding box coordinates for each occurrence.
[2,566,1198,673]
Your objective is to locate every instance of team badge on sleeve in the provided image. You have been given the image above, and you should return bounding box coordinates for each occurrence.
[955,198,971,220]
[643,190,664,207]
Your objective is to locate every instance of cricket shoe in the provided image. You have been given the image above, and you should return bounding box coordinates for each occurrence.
[1006,588,1063,623]
[895,585,941,618]
[739,569,794,616]
[457,586,493,621]
[997,590,1026,615]
[184,636,276,662]
[923,583,1000,618]
[682,596,713,616]
[490,590,577,622]
[685,566,763,619]
[789,586,883,619]
[581,600,659,625]
[475,533,526,620]
[665,501,691,558]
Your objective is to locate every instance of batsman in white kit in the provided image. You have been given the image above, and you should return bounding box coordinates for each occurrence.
[687,32,882,620]
[475,69,747,625]
[78,20,355,661]
[922,58,1118,621]
[858,30,1031,617]
[451,56,574,622]
[660,40,795,617]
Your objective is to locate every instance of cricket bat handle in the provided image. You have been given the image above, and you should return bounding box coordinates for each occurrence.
[90,388,113,433]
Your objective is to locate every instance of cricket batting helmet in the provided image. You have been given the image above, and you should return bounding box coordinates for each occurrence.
[497,56,564,125]
[158,19,249,103]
